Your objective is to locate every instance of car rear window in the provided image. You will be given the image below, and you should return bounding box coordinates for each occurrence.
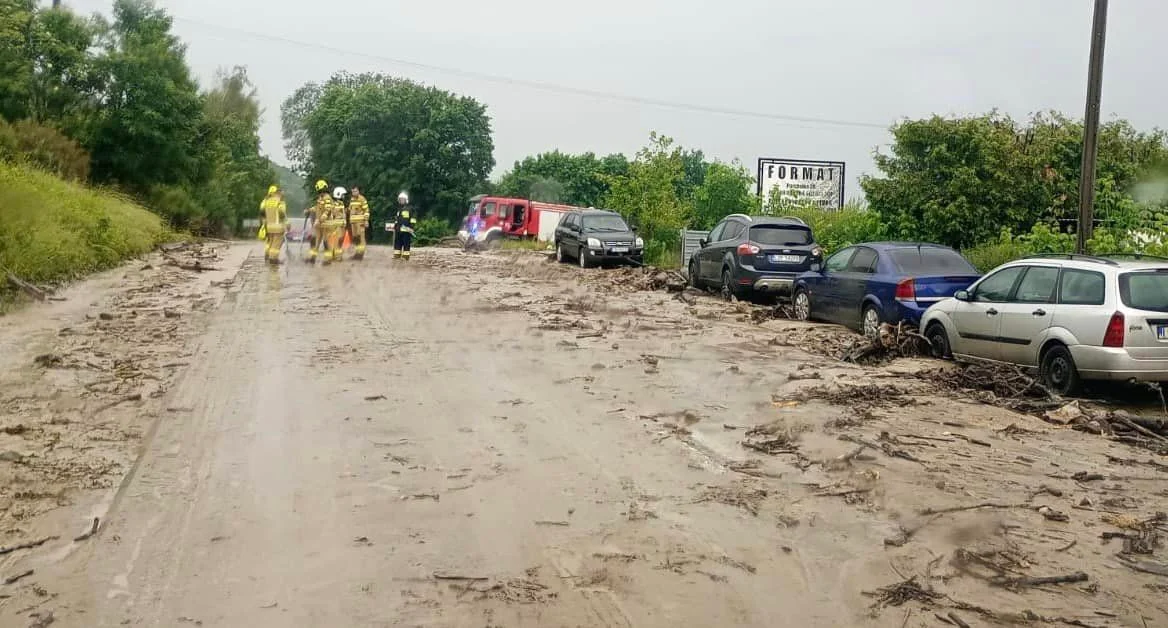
[750,225,811,246]
[1120,270,1168,311]
[889,247,977,274]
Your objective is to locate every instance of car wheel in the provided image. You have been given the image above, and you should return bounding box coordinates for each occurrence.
[689,261,701,289]
[793,289,812,322]
[578,247,593,269]
[1040,344,1081,396]
[925,322,951,359]
[555,242,566,263]
[721,269,739,302]
[862,304,882,339]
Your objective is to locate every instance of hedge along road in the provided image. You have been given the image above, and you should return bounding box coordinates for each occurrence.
[0,244,1165,627]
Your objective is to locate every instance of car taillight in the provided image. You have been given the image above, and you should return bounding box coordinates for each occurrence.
[1103,311,1125,347]
[895,278,916,302]
[737,243,761,256]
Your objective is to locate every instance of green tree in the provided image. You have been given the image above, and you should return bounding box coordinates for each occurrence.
[88,0,204,191]
[27,7,100,130]
[272,162,307,216]
[495,150,628,207]
[692,160,759,229]
[189,66,273,235]
[0,0,35,122]
[862,112,1168,249]
[603,133,692,264]
[677,148,708,201]
[281,72,495,236]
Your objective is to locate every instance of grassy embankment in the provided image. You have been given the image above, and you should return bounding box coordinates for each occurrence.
[0,163,174,306]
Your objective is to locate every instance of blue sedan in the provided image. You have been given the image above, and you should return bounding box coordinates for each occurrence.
[792,242,981,338]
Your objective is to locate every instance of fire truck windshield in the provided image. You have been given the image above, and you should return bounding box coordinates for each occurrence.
[581,214,629,233]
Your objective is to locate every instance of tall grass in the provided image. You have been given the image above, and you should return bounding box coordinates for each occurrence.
[0,162,172,288]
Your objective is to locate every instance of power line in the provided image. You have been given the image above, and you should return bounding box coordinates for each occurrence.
[173,16,891,132]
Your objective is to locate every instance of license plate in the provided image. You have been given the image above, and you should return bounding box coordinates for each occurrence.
[1158,325,1168,340]
[769,254,803,264]
[611,247,629,253]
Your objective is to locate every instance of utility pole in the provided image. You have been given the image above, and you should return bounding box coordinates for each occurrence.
[1076,0,1109,253]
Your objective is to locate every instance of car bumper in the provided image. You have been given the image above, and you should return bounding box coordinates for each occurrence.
[1071,345,1168,382]
[736,267,799,294]
[893,300,946,326]
[586,247,643,260]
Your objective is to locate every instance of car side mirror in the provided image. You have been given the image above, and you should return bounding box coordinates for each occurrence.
[810,262,822,272]
[699,239,708,248]
[955,290,971,302]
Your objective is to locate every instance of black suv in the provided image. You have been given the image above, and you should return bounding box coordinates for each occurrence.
[554,209,644,268]
[689,214,823,299]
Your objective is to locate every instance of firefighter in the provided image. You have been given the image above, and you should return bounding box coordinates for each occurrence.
[320,186,347,264]
[259,185,288,264]
[392,191,418,260]
[305,179,330,263]
[348,185,370,260]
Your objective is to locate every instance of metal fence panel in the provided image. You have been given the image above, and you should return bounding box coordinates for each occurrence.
[679,229,709,276]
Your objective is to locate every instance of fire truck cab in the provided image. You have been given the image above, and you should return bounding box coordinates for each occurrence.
[458,195,580,247]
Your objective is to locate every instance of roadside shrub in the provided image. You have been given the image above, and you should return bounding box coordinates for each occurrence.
[645,237,680,269]
[8,119,90,181]
[961,236,1032,272]
[0,120,16,162]
[413,216,453,246]
[0,162,172,287]
[776,202,887,253]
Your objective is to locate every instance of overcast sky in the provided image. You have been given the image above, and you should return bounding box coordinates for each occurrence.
[63,0,1166,198]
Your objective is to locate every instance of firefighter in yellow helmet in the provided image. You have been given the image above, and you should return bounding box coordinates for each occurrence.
[259,185,288,264]
[305,179,330,263]
[392,191,418,260]
[348,185,370,260]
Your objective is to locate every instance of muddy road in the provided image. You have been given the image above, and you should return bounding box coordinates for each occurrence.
[1,245,1167,627]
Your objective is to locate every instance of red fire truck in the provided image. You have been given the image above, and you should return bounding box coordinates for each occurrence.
[457,195,581,248]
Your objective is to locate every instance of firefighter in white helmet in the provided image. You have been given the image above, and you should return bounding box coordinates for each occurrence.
[392,191,418,260]
[318,186,346,263]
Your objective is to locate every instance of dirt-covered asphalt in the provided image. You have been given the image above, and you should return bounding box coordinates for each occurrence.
[1,244,1166,628]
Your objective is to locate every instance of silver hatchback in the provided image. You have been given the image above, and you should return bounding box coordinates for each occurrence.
[920,254,1168,395]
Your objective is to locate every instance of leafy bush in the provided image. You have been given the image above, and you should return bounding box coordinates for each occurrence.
[0,162,172,288]
[413,217,453,246]
[772,202,887,254]
[961,235,1032,273]
[0,118,90,180]
[0,120,16,161]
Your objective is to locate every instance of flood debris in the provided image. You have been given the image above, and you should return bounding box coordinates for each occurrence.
[5,271,48,301]
[696,484,769,516]
[991,571,1089,590]
[842,323,930,364]
[2,569,33,585]
[741,419,808,455]
[864,576,943,609]
[0,536,58,556]
[930,361,1057,411]
[72,517,100,542]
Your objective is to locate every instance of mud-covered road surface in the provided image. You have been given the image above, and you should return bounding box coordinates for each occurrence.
[2,245,1167,627]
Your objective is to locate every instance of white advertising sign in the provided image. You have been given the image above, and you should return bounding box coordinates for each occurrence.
[757,158,845,210]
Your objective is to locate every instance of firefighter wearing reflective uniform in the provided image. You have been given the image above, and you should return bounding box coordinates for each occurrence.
[305,180,331,263]
[392,191,417,260]
[259,185,287,264]
[348,186,370,260]
[318,186,346,264]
